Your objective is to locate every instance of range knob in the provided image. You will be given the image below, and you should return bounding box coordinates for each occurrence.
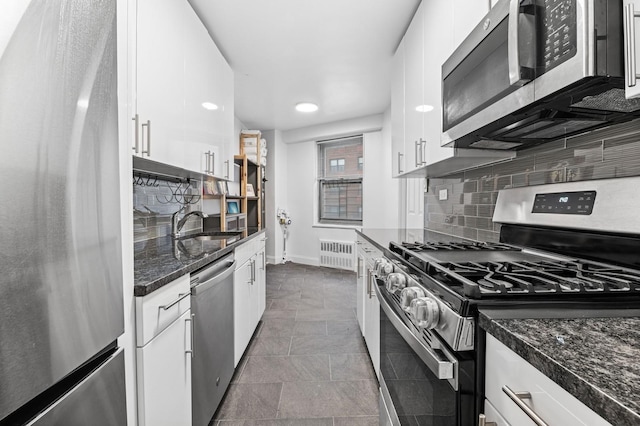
[374,258,393,278]
[400,286,425,312]
[386,272,407,293]
[409,297,440,329]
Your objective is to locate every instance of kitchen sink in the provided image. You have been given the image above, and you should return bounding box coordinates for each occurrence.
[178,231,242,242]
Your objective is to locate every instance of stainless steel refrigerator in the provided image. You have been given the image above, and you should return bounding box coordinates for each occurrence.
[0,1,126,424]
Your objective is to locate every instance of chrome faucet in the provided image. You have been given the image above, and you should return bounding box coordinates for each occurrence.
[171,207,208,238]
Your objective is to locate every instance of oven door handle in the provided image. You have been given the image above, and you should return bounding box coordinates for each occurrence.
[375,284,458,390]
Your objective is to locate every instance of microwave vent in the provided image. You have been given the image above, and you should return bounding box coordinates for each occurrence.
[571,88,640,113]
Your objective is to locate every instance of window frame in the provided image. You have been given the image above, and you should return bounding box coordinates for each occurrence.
[316,135,364,227]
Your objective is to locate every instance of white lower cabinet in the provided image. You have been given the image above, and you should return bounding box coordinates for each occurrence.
[233,235,267,366]
[356,236,381,380]
[135,275,192,426]
[484,334,611,426]
[136,309,193,426]
[363,267,380,380]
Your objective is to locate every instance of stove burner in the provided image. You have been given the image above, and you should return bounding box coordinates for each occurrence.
[439,260,640,297]
[401,241,517,252]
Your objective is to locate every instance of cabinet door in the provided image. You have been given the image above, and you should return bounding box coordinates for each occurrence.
[137,310,192,426]
[363,269,380,379]
[233,257,254,367]
[403,1,425,172]
[135,0,187,166]
[391,42,405,177]
[356,253,365,333]
[219,53,236,178]
[422,0,455,166]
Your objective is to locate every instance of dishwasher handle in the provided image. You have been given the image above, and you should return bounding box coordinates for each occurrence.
[191,258,236,295]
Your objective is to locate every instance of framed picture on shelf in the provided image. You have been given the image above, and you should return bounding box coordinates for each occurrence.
[246,183,255,197]
[227,200,239,214]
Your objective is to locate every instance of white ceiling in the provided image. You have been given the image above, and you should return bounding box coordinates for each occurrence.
[189,0,421,132]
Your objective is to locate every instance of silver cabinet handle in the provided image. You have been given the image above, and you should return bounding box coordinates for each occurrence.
[624,3,640,88]
[414,140,420,167]
[211,151,215,175]
[502,385,549,426]
[225,159,230,179]
[397,152,404,174]
[185,314,195,358]
[158,292,190,311]
[132,114,139,153]
[261,251,266,271]
[419,138,426,165]
[357,256,362,279]
[478,413,497,426]
[205,151,212,174]
[141,120,151,156]
[251,259,256,284]
[508,0,533,86]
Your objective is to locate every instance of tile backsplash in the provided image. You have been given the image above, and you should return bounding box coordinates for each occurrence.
[133,177,202,242]
[425,119,640,242]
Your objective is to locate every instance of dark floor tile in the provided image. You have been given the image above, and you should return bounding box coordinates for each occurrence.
[330,353,376,380]
[262,309,297,320]
[323,295,357,309]
[290,334,367,355]
[333,416,380,426]
[237,355,330,383]
[295,308,355,321]
[327,320,361,336]
[293,320,327,336]
[217,419,332,426]
[258,319,296,337]
[265,289,302,300]
[271,298,324,310]
[277,380,379,418]
[247,336,291,356]
[215,383,282,420]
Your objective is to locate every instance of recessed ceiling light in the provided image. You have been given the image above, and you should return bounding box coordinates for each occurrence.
[202,102,219,110]
[416,104,434,112]
[295,102,319,112]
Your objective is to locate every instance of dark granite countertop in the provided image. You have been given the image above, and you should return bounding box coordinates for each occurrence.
[134,229,266,296]
[480,313,640,425]
[357,228,469,251]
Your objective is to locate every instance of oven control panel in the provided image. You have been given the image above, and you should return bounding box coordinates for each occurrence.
[532,190,596,215]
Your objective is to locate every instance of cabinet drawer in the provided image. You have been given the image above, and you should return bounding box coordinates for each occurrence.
[136,274,191,346]
[356,236,381,261]
[485,334,611,426]
[235,236,259,267]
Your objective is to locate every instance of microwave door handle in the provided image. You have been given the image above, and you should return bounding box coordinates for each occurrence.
[508,0,532,86]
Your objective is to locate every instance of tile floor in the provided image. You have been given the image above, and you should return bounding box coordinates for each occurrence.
[212,262,379,425]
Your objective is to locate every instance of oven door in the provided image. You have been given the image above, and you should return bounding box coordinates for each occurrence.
[376,284,476,426]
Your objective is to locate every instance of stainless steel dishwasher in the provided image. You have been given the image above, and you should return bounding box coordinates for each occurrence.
[190,253,235,426]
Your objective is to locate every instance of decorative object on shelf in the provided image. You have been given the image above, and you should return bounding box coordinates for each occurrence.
[246,183,255,197]
[203,180,220,195]
[227,200,239,214]
[217,181,227,195]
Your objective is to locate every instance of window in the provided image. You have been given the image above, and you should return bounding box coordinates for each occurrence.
[317,136,363,225]
[330,158,345,173]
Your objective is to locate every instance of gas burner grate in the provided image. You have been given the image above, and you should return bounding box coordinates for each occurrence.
[401,241,518,252]
[438,260,640,297]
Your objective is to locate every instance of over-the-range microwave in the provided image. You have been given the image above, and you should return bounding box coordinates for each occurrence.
[442,0,640,150]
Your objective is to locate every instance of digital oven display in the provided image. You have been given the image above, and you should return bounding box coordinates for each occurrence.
[532,191,596,215]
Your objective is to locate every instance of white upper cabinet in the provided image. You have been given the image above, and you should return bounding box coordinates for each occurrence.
[134,0,188,166]
[390,0,490,176]
[391,42,405,176]
[133,0,235,175]
[403,1,425,173]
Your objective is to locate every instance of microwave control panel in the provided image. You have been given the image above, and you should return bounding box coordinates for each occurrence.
[532,190,596,215]
[540,0,577,73]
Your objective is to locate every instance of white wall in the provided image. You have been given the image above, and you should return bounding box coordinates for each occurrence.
[262,129,288,264]
[274,113,400,266]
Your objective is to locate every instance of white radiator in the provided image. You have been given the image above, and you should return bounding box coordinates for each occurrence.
[319,240,355,270]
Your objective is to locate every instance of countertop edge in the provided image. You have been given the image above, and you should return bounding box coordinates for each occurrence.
[479,312,639,426]
[134,229,266,297]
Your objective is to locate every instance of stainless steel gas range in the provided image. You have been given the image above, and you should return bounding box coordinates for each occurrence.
[375,177,640,426]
